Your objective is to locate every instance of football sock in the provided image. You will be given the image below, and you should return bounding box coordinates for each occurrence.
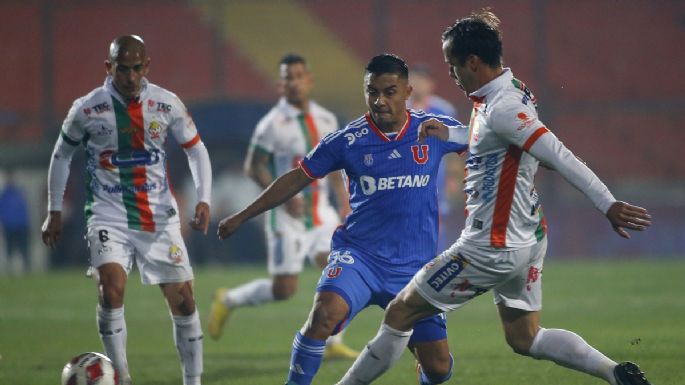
[96,305,130,382]
[529,328,617,385]
[418,353,453,385]
[172,311,203,385]
[224,278,274,307]
[339,323,412,384]
[286,332,326,385]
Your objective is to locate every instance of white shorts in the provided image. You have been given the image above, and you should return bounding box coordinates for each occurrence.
[413,237,547,312]
[266,221,337,275]
[86,226,194,285]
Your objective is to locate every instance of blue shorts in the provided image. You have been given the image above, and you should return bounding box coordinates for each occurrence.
[316,247,447,344]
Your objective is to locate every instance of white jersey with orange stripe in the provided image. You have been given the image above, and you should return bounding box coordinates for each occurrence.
[249,98,339,232]
[57,77,203,232]
[454,69,615,249]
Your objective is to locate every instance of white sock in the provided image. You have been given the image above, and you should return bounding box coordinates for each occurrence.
[339,323,412,385]
[97,305,130,382]
[529,328,618,385]
[172,311,203,385]
[224,278,274,307]
[327,329,345,346]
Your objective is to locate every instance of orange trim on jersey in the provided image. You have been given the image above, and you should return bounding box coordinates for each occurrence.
[128,100,155,232]
[490,145,522,248]
[298,160,318,180]
[522,126,549,152]
[181,133,201,149]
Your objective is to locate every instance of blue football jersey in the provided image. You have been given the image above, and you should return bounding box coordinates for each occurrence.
[300,109,467,274]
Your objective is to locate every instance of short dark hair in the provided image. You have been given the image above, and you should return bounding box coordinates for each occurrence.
[365,53,408,79]
[279,53,307,68]
[442,9,503,68]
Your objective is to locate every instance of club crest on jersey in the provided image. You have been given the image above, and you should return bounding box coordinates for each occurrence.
[169,244,183,264]
[148,121,162,139]
[410,145,429,164]
[363,153,374,167]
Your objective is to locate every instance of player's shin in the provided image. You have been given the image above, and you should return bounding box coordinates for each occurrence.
[286,332,326,385]
[338,323,412,385]
[529,328,618,385]
[97,305,130,383]
[172,311,203,385]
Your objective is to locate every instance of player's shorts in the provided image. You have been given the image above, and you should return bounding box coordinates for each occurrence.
[413,236,547,312]
[86,225,194,285]
[316,247,447,344]
[266,220,338,275]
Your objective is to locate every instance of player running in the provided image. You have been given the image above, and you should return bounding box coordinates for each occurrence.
[337,10,653,385]
[217,54,468,385]
[207,53,357,359]
[41,35,210,385]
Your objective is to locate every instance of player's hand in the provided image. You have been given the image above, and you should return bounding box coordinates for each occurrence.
[418,118,449,143]
[41,211,63,249]
[190,201,210,234]
[284,196,305,218]
[217,213,244,240]
[605,201,651,239]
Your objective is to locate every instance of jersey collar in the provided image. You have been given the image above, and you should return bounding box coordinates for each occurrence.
[365,110,411,142]
[468,67,512,102]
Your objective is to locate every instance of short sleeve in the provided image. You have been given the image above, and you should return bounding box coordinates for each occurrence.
[299,130,343,179]
[490,97,549,151]
[60,98,86,145]
[168,96,201,149]
[249,116,276,154]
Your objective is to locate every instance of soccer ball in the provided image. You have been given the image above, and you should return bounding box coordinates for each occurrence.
[61,352,118,385]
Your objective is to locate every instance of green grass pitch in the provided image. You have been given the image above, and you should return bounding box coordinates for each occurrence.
[1,260,683,384]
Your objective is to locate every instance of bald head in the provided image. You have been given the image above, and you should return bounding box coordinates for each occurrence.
[105,35,150,100]
[108,35,146,62]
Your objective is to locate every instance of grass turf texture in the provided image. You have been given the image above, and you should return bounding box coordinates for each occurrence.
[1,260,683,385]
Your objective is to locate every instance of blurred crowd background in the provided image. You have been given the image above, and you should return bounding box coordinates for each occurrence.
[1,0,683,274]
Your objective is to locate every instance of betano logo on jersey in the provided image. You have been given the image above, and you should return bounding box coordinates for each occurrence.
[99,149,162,170]
[359,174,430,195]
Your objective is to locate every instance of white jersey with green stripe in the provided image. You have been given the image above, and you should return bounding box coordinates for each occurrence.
[250,98,339,232]
[458,69,547,249]
[455,68,614,249]
[60,77,201,232]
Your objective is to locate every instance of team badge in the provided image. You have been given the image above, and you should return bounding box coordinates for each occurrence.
[169,244,183,264]
[363,153,374,167]
[410,145,429,164]
[148,121,162,139]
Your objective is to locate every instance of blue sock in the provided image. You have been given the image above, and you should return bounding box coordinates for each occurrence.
[285,332,326,385]
[419,353,454,385]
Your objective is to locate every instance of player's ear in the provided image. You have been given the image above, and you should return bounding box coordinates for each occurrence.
[143,57,151,75]
[405,84,413,99]
[104,60,113,75]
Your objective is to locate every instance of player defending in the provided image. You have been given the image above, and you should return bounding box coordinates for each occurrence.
[207,54,357,359]
[337,10,653,385]
[41,35,211,385]
[217,54,468,385]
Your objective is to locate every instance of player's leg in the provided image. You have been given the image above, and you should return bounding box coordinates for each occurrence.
[287,249,372,385]
[88,227,133,385]
[208,230,300,339]
[139,228,202,385]
[287,291,350,385]
[338,282,443,385]
[160,280,202,385]
[495,237,651,385]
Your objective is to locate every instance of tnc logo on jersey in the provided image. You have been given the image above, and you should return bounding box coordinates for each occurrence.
[344,128,369,146]
[411,145,429,164]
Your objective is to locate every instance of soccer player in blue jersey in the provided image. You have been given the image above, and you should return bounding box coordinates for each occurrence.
[217,54,468,385]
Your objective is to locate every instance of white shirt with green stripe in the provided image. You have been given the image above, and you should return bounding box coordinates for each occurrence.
[250,98,339,232]
[50,76,209,232]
